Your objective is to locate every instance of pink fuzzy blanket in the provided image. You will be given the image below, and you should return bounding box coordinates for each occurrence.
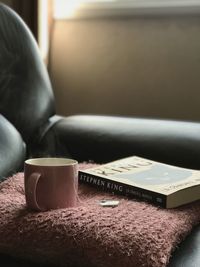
[0,164,200,267]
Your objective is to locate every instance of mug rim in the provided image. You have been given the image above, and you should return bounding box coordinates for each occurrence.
[25,157,78,167]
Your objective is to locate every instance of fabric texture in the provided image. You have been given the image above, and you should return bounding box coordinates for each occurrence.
[0,164,200,267]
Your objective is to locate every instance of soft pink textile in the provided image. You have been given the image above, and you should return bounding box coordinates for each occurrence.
[0,163,200,267]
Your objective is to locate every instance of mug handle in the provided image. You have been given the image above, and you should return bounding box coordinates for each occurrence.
[26,172,42,211]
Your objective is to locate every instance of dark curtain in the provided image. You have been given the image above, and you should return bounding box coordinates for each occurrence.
[12,0,38,40]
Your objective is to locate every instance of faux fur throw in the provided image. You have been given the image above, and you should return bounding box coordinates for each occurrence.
[0,164,200,267]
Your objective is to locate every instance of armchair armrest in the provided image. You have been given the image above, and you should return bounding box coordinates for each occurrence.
[168,224,200,267]
[40,115,200,170]
[0,115,26,181]
[34,114,200,267]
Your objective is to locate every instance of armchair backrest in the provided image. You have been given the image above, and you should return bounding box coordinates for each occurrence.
[0,4,55,144]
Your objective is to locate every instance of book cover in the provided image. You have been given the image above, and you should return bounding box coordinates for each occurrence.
[78,156,200,208]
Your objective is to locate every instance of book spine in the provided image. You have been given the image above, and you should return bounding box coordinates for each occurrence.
[79,171,167,208]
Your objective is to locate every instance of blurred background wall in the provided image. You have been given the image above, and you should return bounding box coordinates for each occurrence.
[1,0,38,39]
[2,0,200,122]
[49,15,200,121]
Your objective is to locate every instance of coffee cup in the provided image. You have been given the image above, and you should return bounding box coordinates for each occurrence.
[24,157,78,211]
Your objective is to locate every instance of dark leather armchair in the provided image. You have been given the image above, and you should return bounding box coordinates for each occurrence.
[0,3,200,267]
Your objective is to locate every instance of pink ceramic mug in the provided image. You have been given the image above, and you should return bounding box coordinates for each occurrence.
[24,158,78,211]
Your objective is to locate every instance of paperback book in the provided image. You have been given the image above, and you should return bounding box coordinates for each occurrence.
[78,156,200,208]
